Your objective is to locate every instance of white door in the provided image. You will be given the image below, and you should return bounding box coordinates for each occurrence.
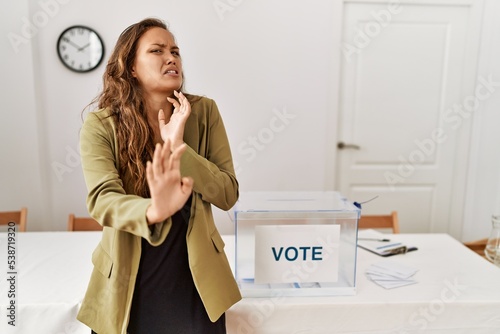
[336,0,484,237]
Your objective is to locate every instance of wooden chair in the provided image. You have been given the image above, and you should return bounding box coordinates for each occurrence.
[0,207,27,232]
[463,238,488,258]
[67,214,103,231]
[358,211,400,234]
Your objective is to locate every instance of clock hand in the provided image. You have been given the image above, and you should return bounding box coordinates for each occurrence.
[65,39,82,50]
[78,43,90,52]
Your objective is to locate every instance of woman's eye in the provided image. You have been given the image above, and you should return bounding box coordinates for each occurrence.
[171,51,180,56]
[151,49,162,53]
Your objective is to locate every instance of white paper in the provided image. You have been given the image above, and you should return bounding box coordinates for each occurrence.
[365,260,419,289]
[367,260,418,279]
[358,229,408,256]
[254,225,340,284]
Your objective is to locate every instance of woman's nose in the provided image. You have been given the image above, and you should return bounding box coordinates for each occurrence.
[165,53,176,64]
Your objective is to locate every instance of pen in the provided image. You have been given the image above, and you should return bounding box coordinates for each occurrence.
[358,238,391,242]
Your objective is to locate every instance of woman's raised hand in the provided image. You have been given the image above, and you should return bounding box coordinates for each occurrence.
[145,139,194,224]
[159,90,191,150]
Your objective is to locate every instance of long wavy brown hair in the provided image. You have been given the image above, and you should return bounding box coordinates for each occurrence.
[92,18,192,197]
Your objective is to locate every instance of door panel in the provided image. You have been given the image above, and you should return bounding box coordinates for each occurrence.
[337,1,483,235]
[350,185,435,233]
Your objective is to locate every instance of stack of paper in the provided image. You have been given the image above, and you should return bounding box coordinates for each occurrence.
[365,260,418,289]
[357,229,417,257]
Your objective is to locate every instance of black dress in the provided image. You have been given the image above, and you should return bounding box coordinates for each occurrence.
[127,197,226,334]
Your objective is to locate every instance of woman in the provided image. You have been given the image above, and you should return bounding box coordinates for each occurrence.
[77,18,241,334]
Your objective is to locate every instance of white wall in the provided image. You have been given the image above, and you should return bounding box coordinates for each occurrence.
[2,0,338,231]
[1,0,499,239]
[1,1,48,229]
[462,0,500,242]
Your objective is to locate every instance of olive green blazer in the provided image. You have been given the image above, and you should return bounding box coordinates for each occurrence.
[77,97,241,334]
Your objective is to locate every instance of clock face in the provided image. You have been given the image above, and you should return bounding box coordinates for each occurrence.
[57,26,104,73]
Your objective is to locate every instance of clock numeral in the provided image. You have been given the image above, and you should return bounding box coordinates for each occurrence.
[62,37,70,43]
[70,30,75,36]
[78,28,84,35]
[63,54,69,60]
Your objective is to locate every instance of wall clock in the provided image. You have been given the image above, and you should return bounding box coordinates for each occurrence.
[57,25,105,73]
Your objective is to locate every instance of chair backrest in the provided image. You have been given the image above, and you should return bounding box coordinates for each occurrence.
[463,238,488,258]
[358,211,400,234]
[0,207,27,232]
[67,214,103,231]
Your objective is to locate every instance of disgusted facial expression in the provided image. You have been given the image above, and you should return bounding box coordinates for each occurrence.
[132,27,183,97]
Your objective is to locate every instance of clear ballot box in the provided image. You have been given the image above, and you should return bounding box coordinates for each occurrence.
[233,191,360,297]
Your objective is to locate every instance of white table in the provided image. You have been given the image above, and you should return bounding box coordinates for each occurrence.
[0,232,499,333]
[227,234,500,334]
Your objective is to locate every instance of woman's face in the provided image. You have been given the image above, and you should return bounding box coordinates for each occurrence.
[132,27,183,96]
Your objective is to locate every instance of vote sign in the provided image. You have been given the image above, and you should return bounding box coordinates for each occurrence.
[254,225,340,284]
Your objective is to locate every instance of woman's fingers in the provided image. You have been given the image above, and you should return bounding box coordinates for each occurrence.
[160,139,172,172]
[146,139,193,223]
[158,109,166,127]
[168,91,191,116]
[152,143,163,177]
[181,176,194,193]
[169,142,187,171]
[177,92,190,114]
[174,90,183,106]
[152,140,185,177]
[146,161,153,184]
[176,91,187,104]
[167,96,180,110]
